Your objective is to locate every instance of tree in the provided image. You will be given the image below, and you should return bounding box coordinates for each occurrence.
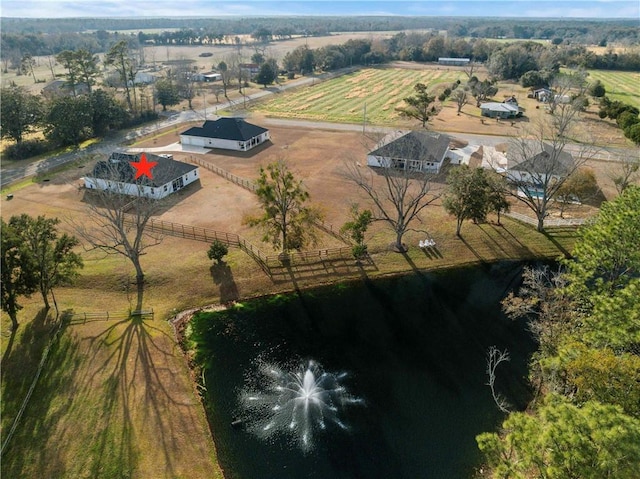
[443,165,492,236]
[73,48,100,93]
[451,88,469,115]
[89,89,127,136]
[588,79,606,97]
[563,186,640,349]
[44,95,93,147]
[207,240,229,264]
[9,214,83,312]
[1,219,38,330]
[469,77,498,103]
[154,78,180,111]
[396,83,438,128]
[21,53,37,82]
[105,40,136,112]
[247,159,322,253]
[256,62,276,88]
[217,60,232,98]
[0,86,43,145]
[485,170,510,225]
[56,50,81,95]
[343,133,439,251]
[75,160,166,291]
[340,204,373,259]
[554,167,599,217]
[477,395,640,479]
[609,154,639,195]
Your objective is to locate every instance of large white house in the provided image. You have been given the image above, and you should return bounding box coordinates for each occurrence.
[505,142,575,187]
[180,117,270,151]
[84,152,199,199]
[366,130,451,174]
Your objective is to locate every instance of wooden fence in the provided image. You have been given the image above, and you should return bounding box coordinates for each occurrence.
[68,309,154,323]
[187,157,351,244]
[505,211,587,228]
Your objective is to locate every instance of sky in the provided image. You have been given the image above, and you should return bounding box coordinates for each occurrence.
[1,0,639,19]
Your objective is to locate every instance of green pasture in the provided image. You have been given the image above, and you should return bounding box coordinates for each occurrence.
[586,70,640,110]
[253,67,466,125]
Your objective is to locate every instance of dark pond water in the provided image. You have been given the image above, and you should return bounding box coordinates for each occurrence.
[190,261,536,479]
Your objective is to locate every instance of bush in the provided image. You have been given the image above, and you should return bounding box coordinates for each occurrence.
[352,244,368,260]
[207,240,229,263]
[617,111,640,130]
[3,139,50,160]
[438,93,447,102]
[624,123,640,145]
[287,72,295,80]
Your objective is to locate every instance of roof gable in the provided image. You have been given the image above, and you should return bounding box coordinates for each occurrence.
[369,131,450,163]
[88,152,197,187]
[507,142,575,175]
[180,118,268,141]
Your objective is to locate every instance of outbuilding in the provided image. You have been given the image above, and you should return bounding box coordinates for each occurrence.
[180,117,270,151]
[84,152,199,199]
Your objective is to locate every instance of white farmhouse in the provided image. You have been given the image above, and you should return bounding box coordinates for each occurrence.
[179,117,270,151]
[84,152,199,199]
[366,130,451,174]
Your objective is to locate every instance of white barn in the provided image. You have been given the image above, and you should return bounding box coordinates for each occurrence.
[84,153,199,199]
[366,131,451,174]
[180,118,270,151]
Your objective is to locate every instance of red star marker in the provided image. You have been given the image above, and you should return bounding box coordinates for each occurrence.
[130,153,158,180]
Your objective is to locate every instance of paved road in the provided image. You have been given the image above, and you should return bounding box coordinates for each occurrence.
[2,67,637,189]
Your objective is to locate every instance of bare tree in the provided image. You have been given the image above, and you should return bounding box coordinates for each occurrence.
[609,153,640,195]
[75,158,167,303]
[486,346,511,413]
[452,88,469,115]
[462,61,477,80]
[343,131,440,252]
[488,104,596,232]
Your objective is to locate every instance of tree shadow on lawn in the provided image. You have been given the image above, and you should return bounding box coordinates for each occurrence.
[1,310,81,479]
[78,307,202,479]
[210,261,239,304]
[271,255,379,286]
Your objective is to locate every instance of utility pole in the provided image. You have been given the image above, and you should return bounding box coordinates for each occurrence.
[363,101,367,134]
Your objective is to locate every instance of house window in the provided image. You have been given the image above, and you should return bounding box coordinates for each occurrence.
[151,188,155,194]
[164,185,168,192]
[194,171,197,177]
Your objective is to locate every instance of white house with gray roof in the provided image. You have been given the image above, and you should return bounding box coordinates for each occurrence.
[84,153,199,199]
[366,131,451,174]
[179,117,270,151]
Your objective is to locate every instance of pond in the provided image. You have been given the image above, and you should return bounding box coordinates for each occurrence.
[189,261,536,479]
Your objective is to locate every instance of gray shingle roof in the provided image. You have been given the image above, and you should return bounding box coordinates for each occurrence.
[507,142,575,176]
[180,118,268,141]
[369,131,450,164]
[88,153,197,187]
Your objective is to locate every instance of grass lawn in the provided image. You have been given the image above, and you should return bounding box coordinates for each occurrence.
[585,69,640,110]
[253,67,465,125]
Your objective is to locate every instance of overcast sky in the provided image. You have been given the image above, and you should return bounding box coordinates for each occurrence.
[1,0,638,19]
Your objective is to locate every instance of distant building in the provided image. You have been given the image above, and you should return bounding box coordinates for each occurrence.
[42,80,89,99]
[84,152,199,199]
[239,63,260,76]
[480,102,523,119]
[438,57,470,66]
[180,117,270,152]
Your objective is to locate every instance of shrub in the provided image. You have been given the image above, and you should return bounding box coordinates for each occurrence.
[4,139,50,160]
[624,123,640,145]
[617,111,640,130]
[207,240,229,263]
[352,244,368,260]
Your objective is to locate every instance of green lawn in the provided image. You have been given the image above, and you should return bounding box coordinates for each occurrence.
[253,67,466,124]
[586,70,640,110]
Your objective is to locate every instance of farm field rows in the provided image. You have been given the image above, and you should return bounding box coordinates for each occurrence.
[586,70,640,110]
[253,67,466,125]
